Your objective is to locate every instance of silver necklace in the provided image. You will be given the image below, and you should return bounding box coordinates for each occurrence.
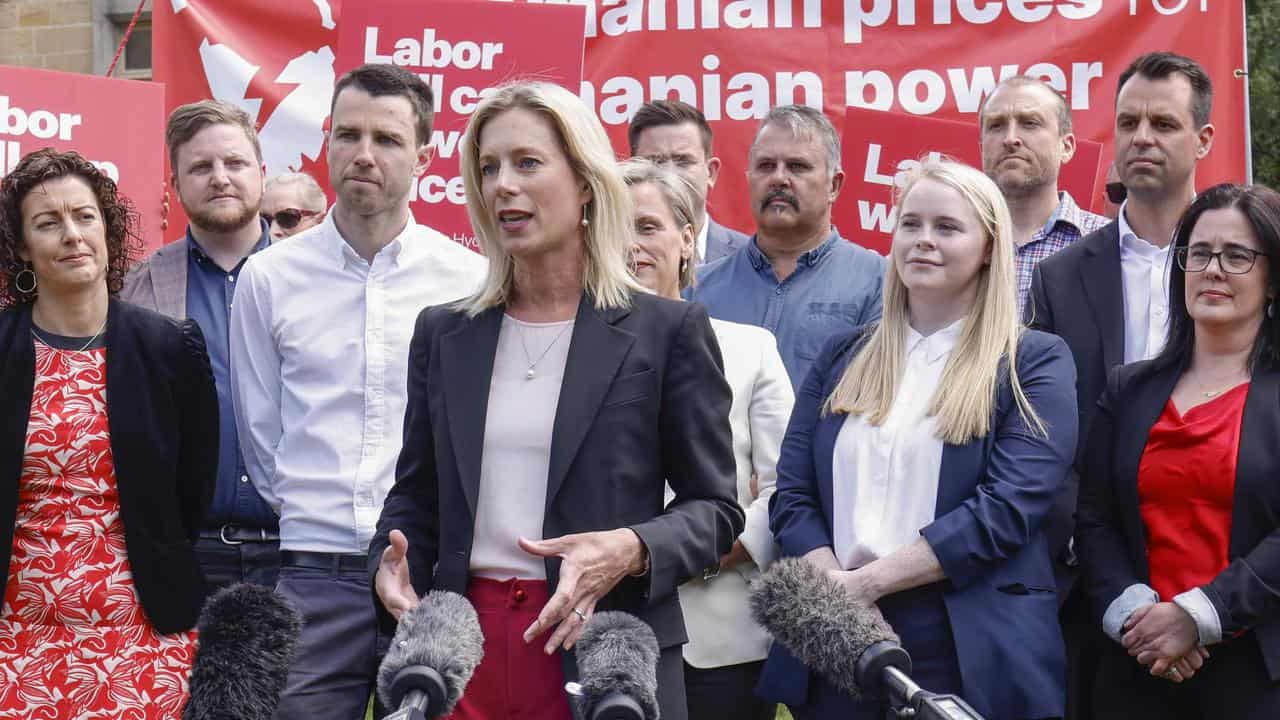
[30,319,107,353]
[515,320,573,380]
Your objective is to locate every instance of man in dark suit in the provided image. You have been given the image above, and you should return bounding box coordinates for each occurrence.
[1026,51,1216,720]
[120,99,280,592]
[628,100,749,264]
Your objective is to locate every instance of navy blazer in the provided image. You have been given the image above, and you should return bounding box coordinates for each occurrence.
[760,326,1078,719]
[1077,359,1280,681]
[0,300,217,634]
[370,292,744,688]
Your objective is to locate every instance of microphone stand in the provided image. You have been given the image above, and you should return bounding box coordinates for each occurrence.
[856,641,986,720]
[384,665,448,720]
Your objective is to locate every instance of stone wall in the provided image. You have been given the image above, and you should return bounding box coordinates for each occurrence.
[0,1,95,74]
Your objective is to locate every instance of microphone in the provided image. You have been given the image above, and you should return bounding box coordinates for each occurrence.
[376,590,485,720]
[183,583,302,720]
[750,557,986,720]
[568,611,660,720]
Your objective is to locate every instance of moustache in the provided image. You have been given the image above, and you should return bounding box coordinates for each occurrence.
[762,190,798,211]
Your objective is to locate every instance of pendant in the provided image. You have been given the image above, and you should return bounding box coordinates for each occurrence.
[1204,390,1220,398]
[526,368,536,380]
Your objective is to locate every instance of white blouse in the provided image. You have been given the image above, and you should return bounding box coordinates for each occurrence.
[832,319,964,570]
[469,315,574,581]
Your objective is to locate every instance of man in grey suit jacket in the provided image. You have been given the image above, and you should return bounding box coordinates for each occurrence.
[629,100,749,264]
[121,99,281,592]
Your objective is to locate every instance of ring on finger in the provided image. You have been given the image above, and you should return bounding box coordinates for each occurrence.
[1165,668,1180,680]
[573,608,587,622]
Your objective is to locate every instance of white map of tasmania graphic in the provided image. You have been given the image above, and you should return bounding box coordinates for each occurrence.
[178,0,336,177]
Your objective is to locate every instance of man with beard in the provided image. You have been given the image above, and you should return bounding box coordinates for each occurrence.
[230,64,486,719]
[122,99,280,592]
[1025,52,1215,719]
[688,105,884,388]
[979,76,1107,313]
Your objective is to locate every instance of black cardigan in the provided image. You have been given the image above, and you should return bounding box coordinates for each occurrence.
[0,299,218,633]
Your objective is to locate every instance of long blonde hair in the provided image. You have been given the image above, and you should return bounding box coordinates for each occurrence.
[458,81,642,316]
[824,158,1045,444]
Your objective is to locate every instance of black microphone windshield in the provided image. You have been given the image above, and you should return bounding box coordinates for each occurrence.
[750,557,900,699]
[376,590,484,716]
[183,583,302,720]
[572,611,660,720]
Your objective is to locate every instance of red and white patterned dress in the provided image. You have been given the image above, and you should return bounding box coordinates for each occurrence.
[0,340,197,719]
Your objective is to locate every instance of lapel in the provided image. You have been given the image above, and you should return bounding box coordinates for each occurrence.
[1115,363,1181,561]
[151,238,189,318]
[545,294,634,510]
[0,306,36,512]
[1079,224,1125,370]
[102,300,144,500]
[439,306,502,519]
[1231,368,1280,556]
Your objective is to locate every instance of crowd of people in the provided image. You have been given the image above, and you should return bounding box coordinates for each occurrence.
[0,46,1275,720]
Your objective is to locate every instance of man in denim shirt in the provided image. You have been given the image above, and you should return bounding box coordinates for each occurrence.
[689,105,884,389]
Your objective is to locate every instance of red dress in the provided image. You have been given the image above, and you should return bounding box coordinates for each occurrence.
[0,340,197,719]
[1137,383,1246,601]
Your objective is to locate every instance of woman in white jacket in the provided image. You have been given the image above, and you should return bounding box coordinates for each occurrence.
[622,157,795,719]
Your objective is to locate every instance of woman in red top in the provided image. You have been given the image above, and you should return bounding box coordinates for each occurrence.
[1078,183,1280,718]
[0,149,218,719]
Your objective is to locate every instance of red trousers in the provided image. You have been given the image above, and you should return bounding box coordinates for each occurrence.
[447,577,574,720]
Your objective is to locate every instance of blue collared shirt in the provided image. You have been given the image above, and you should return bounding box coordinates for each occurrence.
[186,223,277,529]
[688,229,885,389]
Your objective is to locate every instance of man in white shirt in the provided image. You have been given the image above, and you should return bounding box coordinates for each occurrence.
[628,100,749,264]
[1026,51,1214,720]
[230,63,486,720]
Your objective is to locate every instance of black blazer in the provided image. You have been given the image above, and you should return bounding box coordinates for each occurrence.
[370,291,744,652]
[1026,221,1123,597]
[0,300,218,634]
[1077,359,1280,681]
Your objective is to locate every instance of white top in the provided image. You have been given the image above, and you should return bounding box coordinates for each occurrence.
[1118,202,1173,364]
[695,216,710,264]
[831,319,963,570]
[470,315,574,581]
[230,212,487,554]
[678,318,795,668]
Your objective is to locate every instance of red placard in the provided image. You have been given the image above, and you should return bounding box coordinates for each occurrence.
[0,66,166,252]
[834,107,1104,254]
[155,0,1248,249]
[334,1,585,248]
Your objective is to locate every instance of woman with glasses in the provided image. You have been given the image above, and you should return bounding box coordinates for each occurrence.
[261,172,326,241]
[1078,183,1280,717]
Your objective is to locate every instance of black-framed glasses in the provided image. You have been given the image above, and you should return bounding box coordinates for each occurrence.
[262,208,321,230]
[1175,245,1269,274]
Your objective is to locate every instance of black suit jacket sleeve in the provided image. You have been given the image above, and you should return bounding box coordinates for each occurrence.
[629,302,743,603]
[1075,366,1142,623]
[175,320,218,544]
[371,308,441,607]
[1025,263,1054,332]
[1207,531,1280,637]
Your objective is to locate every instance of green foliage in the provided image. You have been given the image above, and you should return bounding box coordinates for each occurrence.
[1249,0,1280,186]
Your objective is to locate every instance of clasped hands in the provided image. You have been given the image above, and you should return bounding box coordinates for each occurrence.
[1122,602,1209,683]
[375,528,647,655]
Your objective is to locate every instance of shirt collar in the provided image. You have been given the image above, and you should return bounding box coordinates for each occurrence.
[745,227,840,271]
[1041,191,1092,237]
[321,207,416,269]
[186,218,272,269]
[905,317,965,364]
[696,216,710,263]
[1117,200,1169,258]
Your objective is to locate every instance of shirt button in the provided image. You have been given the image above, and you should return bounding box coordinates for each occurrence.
[775,287,783,295]
[240,475,249,483]
[513,588,527,602]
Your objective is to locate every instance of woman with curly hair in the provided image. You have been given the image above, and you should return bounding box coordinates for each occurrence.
[0,148,218,718]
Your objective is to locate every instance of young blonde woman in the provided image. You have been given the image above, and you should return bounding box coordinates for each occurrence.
[760,158,1079,720]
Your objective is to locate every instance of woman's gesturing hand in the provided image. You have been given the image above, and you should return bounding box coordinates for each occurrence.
[519,529,648,654]
[375,529,420,621]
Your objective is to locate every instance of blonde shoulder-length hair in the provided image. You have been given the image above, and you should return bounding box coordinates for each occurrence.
[457,81,643,316]
[824,158,1045,444]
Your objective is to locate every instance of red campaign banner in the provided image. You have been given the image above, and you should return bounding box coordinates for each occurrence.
[0,66,166,252]
[835,107,1104,254]
[335,1,586,248]
[156,0,1249,250]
